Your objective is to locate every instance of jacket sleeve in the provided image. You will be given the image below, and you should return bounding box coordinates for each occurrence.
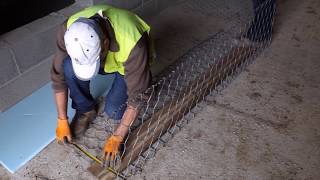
[51,21,68,93]
[124,33,152,107]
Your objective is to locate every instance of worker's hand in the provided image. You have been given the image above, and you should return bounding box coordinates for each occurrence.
[103,135,123,167]
[56,118,72,144]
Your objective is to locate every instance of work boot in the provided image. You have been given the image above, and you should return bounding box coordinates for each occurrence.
[70,109,97,139]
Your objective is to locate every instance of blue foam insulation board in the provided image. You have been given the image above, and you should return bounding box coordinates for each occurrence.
[0,74,114,173]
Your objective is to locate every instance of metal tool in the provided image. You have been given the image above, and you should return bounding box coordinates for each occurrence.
[70,142,126,179]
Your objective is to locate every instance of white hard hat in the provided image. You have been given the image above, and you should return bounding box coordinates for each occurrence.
[64,18,103,81]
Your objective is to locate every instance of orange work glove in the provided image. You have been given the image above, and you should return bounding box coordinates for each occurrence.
[103,135,123,162]
[56,118,72,143]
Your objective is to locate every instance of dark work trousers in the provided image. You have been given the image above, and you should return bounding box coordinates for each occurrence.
[246,0,276,42]
[63,57,128,120]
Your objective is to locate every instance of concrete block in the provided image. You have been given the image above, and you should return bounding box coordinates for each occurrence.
[57,3,85,17]
[11,27,58,73]
[1,14,64,44]
[93,0,142,10]
[93,0,128,8]
[129,0,143,9]
[0,43,19,86]
[134,0,158,18]
[75,0,94,7]
[0,27,33,44]
[23,14,66,33]
[142,0,153,4]
[0,56,52,112]
[156,0,187,12]
[1,13,65,73]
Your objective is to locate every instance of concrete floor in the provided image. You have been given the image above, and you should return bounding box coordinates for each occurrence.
[1,0,320,179]
[130,0,320,179]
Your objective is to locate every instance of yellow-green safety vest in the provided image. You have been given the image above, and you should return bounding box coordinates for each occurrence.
[67,4,153,75]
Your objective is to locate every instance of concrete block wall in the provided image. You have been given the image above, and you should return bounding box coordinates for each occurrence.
[94,0,186,19]
[0,1,91,112]
[0,0,182,112]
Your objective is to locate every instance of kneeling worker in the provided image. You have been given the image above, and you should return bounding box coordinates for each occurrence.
[51,4,153,162]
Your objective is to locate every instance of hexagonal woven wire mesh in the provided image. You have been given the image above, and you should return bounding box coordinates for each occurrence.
[70,0,276,179]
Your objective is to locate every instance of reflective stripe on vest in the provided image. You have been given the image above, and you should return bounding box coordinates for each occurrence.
[67,4,151,75]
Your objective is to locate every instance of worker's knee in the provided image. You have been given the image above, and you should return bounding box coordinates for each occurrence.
[104,102,127,121]
[104,73,128,120]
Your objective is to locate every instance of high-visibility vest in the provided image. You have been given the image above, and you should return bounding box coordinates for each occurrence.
[67,4,152,75]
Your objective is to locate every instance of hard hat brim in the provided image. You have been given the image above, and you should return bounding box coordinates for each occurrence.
[71,56,100,81]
